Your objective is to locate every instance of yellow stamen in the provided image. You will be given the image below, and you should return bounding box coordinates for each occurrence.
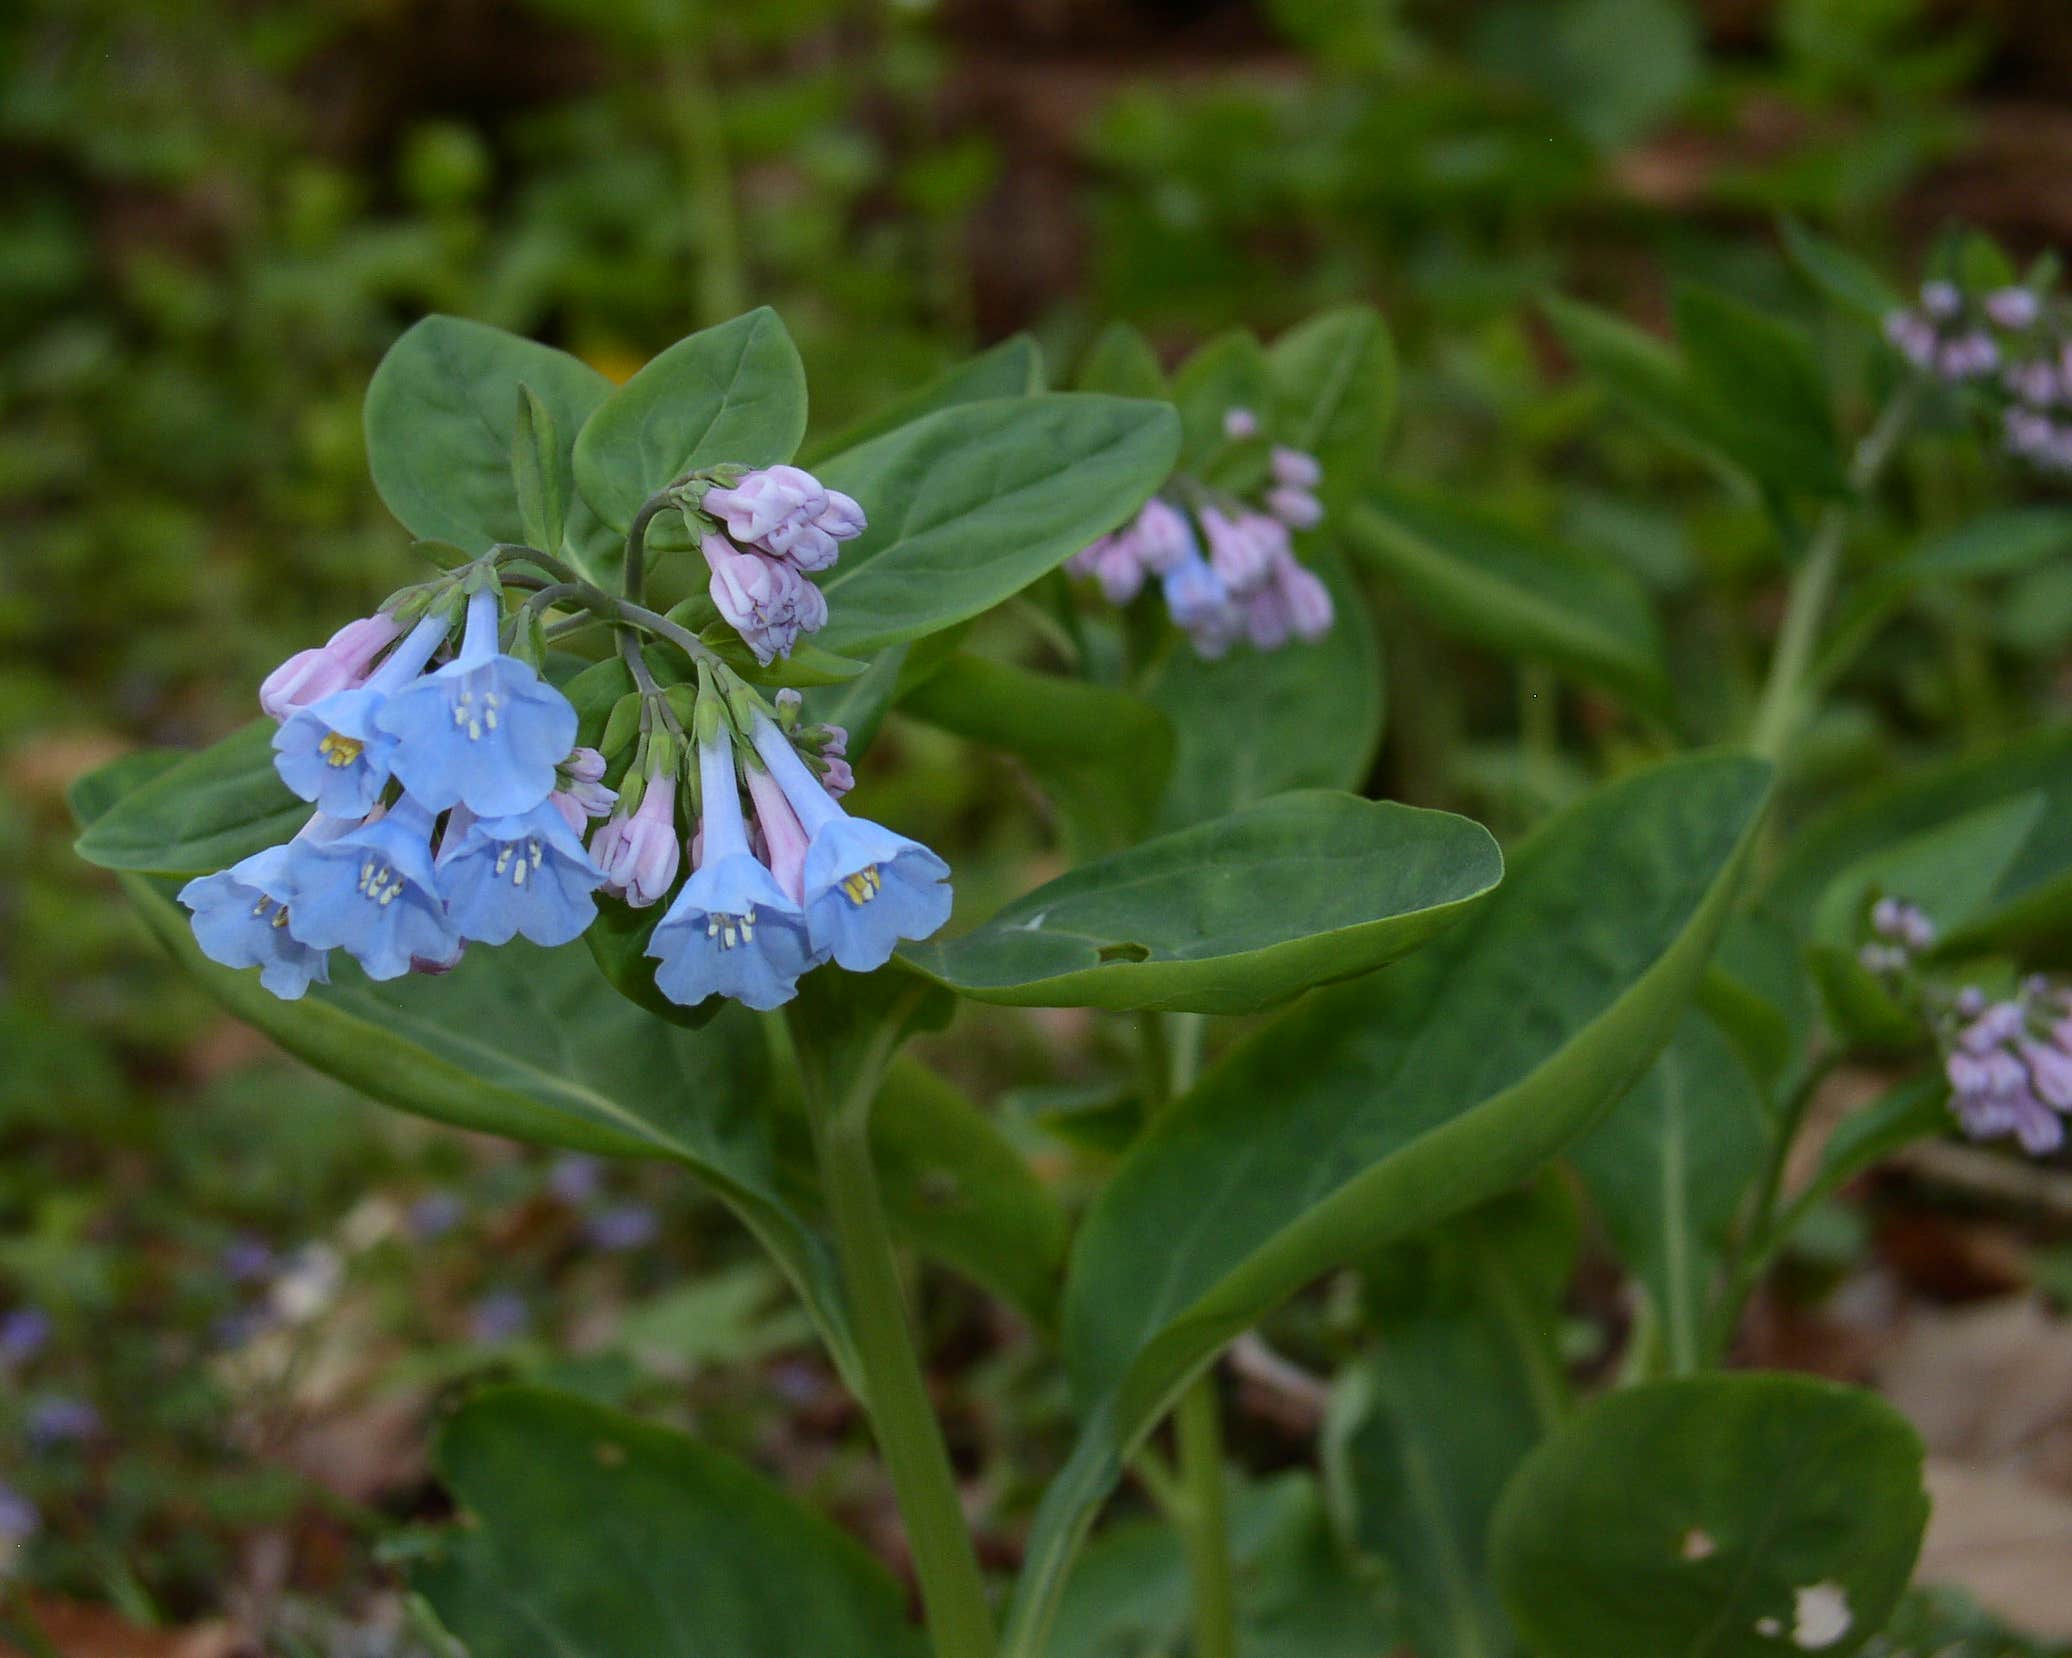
[319,732,364,768]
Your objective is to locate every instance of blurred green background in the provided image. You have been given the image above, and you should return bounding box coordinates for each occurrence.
[5,0,2069,1649]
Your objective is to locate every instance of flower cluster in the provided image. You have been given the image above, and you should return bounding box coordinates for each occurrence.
[181,460,949,1017]
[692,464,865,664]
[1883,274,2072,475]
[183,584,608,997]
[1066,406,1334,659]
[1856,897,2072,1156]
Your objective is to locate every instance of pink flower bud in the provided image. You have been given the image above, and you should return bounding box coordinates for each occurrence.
[1222,407,1259,440]
[1986,287,2039,331]
[704,536,807,664]
[1201,507,1275,597]
[1267,487,1324,529]
[1274,555,1334,641]
[1270,446,1322,489]
[1244,588,1291,651]
[259,611,402,720]
[821,754,855,799]
[1134,499,1193,574]
[594,782,680,908]
[818,489,867,540]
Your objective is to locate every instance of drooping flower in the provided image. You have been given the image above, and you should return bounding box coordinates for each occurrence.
[178,833,343,1000]
[378,590,578,817]
[281,796,458,982]
[1200,506,1282,596]
[554,746,616,830]
[260,612,402,721]
[1161,551,1240,658]
[592,775,681,908]
[648,726,818,1009]
[702,464,865,573]
[815,725,855,800]
[438,799,606,948]
[703,535,819,664]
[749,713,951,972]
[1134,498,1195,574]
[272,613,449,817]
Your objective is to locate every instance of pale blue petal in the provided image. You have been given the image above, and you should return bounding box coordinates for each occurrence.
[379,656,578,816]
[282,810,456,981]
[801,817,952,971]
[272,688,399,817]
[648,854,817,1011]
[442,802,603,947]
[179,844,330,999]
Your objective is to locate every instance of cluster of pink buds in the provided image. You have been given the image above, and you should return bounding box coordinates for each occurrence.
[1883,269,2072,476]
[1883,282,2001,382]
[1942,981,2072,1156]
[690,465,865,664]
[1857,896,1936,975]
[1066,406,1334,660]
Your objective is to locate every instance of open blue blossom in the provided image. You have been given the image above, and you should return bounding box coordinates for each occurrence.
[273,613,449,817]
[749,714,951,971]
[178,837,339,999]
[282,796,457,981]
[648,727,817,1010]
[438,799,605,947]
[378,590,577,816]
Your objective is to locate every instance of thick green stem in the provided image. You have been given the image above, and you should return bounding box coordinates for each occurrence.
[798,1026,996,1658]
[1748,381,1921,763]
[1176,1380,1237,1658]
[1135,1010,1235,1658]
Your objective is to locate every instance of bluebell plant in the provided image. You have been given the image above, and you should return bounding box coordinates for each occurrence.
[179,461,951,1011]
[1066,405,1333,658]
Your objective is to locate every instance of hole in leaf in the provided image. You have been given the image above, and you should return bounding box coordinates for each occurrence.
[1097,941,1151,964]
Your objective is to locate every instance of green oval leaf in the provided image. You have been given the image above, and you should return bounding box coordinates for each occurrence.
[1074,321,1167,401]
[573,307,807,533]
[813,393,1181,655]
[1147,538,1382,829]
[904,791,1501,1014]
[364,316,612,555]
[1267,304,1397,492]
[1171,328,1271,470]
[417,1387,924,1658]
[1002,752,1772,1655]
[804,333,1044,466]
[74,720,303,876]
[1491,1374,1928,1658]
[1347,488,1670,712]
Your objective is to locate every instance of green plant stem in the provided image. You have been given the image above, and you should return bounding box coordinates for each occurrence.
[1176,1380,1237,1658]
[1134,1010,1236,1658]
[624,492,675,611]
[1749,380,1922,762]
[799,1029,997,1658]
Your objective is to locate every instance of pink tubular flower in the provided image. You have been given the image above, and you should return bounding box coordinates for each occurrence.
[743,764,810,903]
[259,612,403,721]
[1200,507,1287,598]
[702,465,864,574]
[1273,552,1334,641]
[592,779,680,908]
[1270,446,1322,489]
[1267,486,1324,529]
[1134,498,1193,574]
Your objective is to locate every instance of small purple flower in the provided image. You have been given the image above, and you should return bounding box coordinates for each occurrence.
[1943,987,2072,1157]
[1883,309,1938,370]
[1985,287,2040,331]
[592,775,681,908]
[178,832,343,1000]
[438,799,605,948]
[260,613,402,722]
[1920,281,1962,321]
[703,536,817,664]
[282,797,457,982]
[1161,551,1240,658]
[585,1204,660,1252]
[702,465,864,573]
[378,591,579,817]
[648,727,818,1009]
[272,613,450,818]
[1267,487,1324,529]
[27,1397,100,1451]
[1270,446,1322,489]
[749,714,951,972]
[548,1154,603,1205]
[408,1192,467,1240]
[0,1484,39,1547]
[219,1234,277,1283]
[1937,330,1999,382]
[2005,358,2061,408]
[1134,499,1195,575]
[1222,406,1259,440]
[1200,506,1282,597]
[468,1289,530,1344]
[0,1308,50,1366]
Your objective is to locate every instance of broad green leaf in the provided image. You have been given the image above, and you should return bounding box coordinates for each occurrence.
[1043,1473,1396,1658]
[1700,908,1816,1092]
[1767,725,2072,953]
[1171,328,1271,470]
[1810,792,2045,949]
[1326,1183,1575,1658]
[71,755,1052,1373]
[1346,488,1670,711]
[1568,1013,1768,1374]
[896,651,1175,855]
[1266,305,1397,491]
[73,720,304,876]
[1147,538,1382,829]
[363,316,613,556]
[905,791,1502,1015]
[1074,321,1166,401]
[573,308,807,533]
[803,334,1045,465]
[1675,284,1847,498]
[813,394,1181,655]
[1491,1374,1928,1658]
[1780,217,1901,320]
[416,1387,923,1658]
[1001,752,1772,1656]
[510,382,566,555]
